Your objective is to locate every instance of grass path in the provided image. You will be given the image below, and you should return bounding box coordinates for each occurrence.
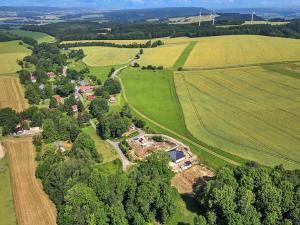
[173,41,197,70]
[117,76,240,166]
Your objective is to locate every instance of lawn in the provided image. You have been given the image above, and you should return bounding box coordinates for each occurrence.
[0,76,28,112]
[83,126,119,163]
[2,29,56,43]
[138,43,188,68]
[0,157,17,225]
[0,41,31,74]
[72,46,138,67]
[174,66,300,169]
[184,35,300,69]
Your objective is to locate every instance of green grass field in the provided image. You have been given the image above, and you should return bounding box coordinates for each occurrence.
[120,68,243,168]
[121,68,189,135]
[0,41,31,74]
[138,43,188,68]
[73,46,138,67]
[83,126,119,163]
[3,29,56,43]
[184,35,300,69]
[0,157,17,225]
[174,66,300,169]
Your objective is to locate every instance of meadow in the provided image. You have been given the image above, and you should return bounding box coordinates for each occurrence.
[184,35,300,69]
[0,41,31,74]
[73,46,138,67]
[0,157,17,225]
[174,66,300,169]
[2,29,56,43]
[121,68,188,135]
[0,76,28,112]
[138,43,188,68]
[83,127,119,163]
[3,137,57,225]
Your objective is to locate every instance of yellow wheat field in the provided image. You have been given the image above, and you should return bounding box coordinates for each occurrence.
[184,35,300,69]
[174,66,300,169]
[73,46,138,67]
[138,43,188,68]
[0,76,28,112]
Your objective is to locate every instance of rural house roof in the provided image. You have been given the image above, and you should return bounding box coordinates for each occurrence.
[87,95,96,101]
[79,86,95,92]
[54,95,62,103]
[72,105,78,112]
[47,72,56,78]
[168,149,185,162]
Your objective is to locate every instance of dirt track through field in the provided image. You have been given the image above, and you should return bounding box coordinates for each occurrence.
[4,137,57,225]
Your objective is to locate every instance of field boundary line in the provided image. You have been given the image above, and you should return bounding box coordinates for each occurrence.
[173,41,197,70]
[117,76,240,166]
[183,59,300,71]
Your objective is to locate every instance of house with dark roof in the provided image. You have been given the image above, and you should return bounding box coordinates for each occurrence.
[168,148,186,163]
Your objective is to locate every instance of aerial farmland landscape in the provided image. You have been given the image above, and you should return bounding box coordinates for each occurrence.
[0,1,300,225]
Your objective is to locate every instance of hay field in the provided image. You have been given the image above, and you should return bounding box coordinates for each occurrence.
[73,46,138,67]
[3,137,57,225]
[62,39,148,45]
[243,21,290,25]
[138,43,188,68]
[184,35,300,69]
[0,76,28,112]
[174,66,300,169]
[0,41,31,74]
[168,15,216,24]
[3,29,56,43]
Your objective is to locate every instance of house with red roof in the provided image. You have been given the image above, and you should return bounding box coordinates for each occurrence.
[47,72,56,78]
[79,86,95,93]
[54,95,62,103]
[30,76,37,83]
[87,95,96,101]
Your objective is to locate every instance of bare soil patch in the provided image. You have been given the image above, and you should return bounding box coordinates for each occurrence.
[171,165,214,194]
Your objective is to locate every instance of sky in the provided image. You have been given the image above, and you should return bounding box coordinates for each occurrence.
[0,0,299,9]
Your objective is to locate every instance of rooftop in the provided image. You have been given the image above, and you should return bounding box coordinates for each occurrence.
[168,149,185,162]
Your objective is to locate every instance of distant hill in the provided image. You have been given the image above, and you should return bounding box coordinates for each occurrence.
[101,7,210,22]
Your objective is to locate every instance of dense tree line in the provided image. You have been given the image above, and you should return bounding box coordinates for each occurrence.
[36,143,177,225]
[22,19,300,41]
[60,40,164,49]
[194,163,300,225]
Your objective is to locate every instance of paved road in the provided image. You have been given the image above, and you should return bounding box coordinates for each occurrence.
[106,140,133,170]
[78,57,137,171]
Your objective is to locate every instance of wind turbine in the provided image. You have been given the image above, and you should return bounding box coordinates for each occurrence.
[199,11,202,27]
[212,10,215,25]
[251,11,255,24]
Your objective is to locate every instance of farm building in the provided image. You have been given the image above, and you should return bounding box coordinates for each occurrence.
[109,95,116,104]
[72,105,78,113]
[54,95,62,103]
[87,95,96,101]
[78,80,87,86]
[79,86,95,93]
[62,66,68,76]
[38,84,45,90]
[47,72,56,78]
[168,148,186,163]
[30,76,37,83]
